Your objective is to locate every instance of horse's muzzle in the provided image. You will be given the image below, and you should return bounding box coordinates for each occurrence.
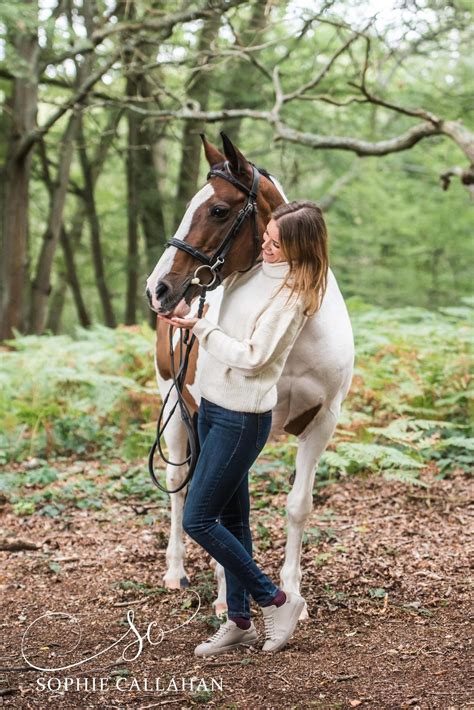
[148,279,193,317]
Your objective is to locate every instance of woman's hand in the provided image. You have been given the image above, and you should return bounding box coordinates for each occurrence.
[158,314,198,329]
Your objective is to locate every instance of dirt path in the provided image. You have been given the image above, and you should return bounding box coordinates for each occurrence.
[1,466,472,709]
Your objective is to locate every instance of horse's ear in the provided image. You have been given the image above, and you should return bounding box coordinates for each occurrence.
[200,134,225,167]
[220,132,251,176]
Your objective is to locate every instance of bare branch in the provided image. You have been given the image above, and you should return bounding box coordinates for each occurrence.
[282,28,366,103]
[441,121,474,164]
[440,165,474,199]
[40,0,248,68]
[274,120,441,156]
[282,93,367,106]
[16,48,122,159]
[348,79,441,125]
[95,103,273,123]
[348,34,441,126]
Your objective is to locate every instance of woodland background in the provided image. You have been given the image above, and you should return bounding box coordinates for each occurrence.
[0,0,473,338]
[0,2,473,707]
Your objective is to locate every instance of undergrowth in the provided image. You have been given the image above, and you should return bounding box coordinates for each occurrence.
[0,302,471,515]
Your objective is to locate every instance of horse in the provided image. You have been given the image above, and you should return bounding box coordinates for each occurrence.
[145,132,354,619]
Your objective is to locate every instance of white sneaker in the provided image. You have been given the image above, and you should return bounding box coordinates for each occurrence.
[194,619,258,657]
[261,592,305,652]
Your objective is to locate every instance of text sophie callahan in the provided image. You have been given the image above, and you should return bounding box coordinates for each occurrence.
[21,591,225,697]
[36,676,223,693]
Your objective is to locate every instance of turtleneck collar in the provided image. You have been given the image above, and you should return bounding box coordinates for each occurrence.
[261,260,289,279]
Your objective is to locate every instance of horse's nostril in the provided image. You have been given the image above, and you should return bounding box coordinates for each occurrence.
[146,288,152,305]
[155,281,169,300]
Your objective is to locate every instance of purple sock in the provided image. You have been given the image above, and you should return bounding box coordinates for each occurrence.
[229,616,251,630]
[262,589,286,608]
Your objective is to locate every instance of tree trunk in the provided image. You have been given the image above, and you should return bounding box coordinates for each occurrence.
[28,111,80,334]
[37,138,92,333]
[138,122,167,272]
[47,109,122,330]
[125,99,140,324]
[78,120,116,328]
[218,2,268,142]
[46,225,92,332]
[122,20,168,324]
[134,80,167,326]
[174,11,221,228]
[0,7,39,340]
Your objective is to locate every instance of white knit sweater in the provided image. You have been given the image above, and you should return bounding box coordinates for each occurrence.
[191,261,307,413]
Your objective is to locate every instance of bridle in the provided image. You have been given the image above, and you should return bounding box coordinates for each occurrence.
[148,162,268,495]
[165,162,262,290]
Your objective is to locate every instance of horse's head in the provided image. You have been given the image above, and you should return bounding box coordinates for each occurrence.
[146,132,286,316]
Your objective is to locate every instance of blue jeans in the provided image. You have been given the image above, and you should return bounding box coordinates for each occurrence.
[182,397,277,619]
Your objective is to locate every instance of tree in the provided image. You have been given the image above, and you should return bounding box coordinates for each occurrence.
[1,1,471,336]
[0,0,248,337]
[0,1,38,339]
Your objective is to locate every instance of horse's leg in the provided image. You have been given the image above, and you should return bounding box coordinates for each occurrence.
[280,404,340,619]
[211,560,227,617]
[159,394,190,590]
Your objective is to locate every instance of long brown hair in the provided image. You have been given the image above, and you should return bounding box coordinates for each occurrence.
[272,201,329,316]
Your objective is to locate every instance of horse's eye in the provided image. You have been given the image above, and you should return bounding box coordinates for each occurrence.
[210,205,229,219]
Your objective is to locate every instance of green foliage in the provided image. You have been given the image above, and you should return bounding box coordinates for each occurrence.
[0,303,471,516]
[1,460,168,515]
[0,325,156,461]
[259,301,472,488]
[315,302,472,484]
[6,1,469,332]
[347,302,471,420]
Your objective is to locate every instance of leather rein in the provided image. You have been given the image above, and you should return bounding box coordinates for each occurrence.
[148,163,265,494]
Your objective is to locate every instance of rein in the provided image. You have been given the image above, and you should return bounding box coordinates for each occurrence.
[148,164,263,495]
[148,290,207,495]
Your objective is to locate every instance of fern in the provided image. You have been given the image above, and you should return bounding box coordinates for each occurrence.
[383,470,430,488]
[321,442,423,476]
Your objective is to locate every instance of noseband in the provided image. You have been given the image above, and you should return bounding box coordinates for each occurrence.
[165,163,263,290]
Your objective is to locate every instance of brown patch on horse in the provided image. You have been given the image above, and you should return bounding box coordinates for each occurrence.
[155,304,210,413]
[156,318,173,380]
[284,404,322,436]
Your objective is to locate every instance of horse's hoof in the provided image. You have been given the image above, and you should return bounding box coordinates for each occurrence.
[299,604,309,621]
[180,576,190,588]
[213,602,227,617]
[164,577,182,590]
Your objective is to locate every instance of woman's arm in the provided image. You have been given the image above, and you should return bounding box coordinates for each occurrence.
[159,265,263,330]
[191,296,306,375]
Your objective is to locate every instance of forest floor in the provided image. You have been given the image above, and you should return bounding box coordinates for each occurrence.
[0,460,472,710]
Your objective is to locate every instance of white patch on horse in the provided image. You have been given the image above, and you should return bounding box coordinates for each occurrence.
[146,184,215,309]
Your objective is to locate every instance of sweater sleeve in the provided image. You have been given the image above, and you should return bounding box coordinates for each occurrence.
[191,294,307,375]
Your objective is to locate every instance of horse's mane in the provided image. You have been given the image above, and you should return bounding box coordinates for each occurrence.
[267,174,288,203]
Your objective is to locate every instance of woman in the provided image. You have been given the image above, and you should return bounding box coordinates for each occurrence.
[159,200,329,657]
